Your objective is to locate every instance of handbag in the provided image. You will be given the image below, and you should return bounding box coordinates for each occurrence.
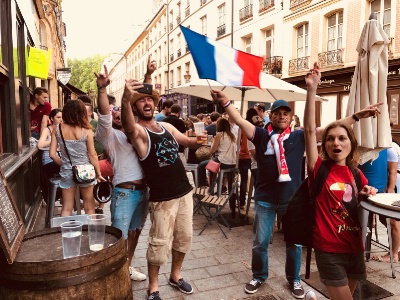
[195,146,212,162]
[59,125,96,184]
[205,160,220,173]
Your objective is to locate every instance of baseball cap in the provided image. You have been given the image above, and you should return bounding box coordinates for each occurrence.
[270,100,291,113]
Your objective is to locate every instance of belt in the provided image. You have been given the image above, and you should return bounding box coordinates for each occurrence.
[115,183,146,191]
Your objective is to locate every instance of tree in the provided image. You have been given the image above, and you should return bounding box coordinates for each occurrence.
[68,55,107,95]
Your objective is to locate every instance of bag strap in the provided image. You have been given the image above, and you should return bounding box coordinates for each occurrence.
[58,124,73,166]
[350,167,361,191]
[306,160,330,279]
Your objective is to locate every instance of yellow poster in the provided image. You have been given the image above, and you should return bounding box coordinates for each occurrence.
[26,47,52,79]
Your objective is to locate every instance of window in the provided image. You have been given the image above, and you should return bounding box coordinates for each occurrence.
[327,11,343,51]
[265,28,273,58]
[296,23,308,58]
[371,0,391,37]
[201,16,207,35]
[177,67,181,85]
[244,0,253,5]
[218,4,226,26]
[244,36,252,53]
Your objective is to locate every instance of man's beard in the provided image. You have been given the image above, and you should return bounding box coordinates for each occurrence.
[135,108,153,121]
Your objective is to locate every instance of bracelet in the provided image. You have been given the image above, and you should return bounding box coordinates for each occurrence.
[97,86,106,90]
[352,113,359,122]
[222,101,231,108]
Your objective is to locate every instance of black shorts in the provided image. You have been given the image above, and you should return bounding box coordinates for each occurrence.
[315,249,366,287]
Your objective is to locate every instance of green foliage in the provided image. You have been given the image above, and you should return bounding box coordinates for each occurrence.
[68,54,107,93]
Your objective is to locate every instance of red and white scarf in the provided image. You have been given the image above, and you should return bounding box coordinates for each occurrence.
[265,124,291,182]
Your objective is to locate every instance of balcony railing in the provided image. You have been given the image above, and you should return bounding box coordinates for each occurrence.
[159,60,161,67]
[288,57,310,74]
[170,54,174,62]
[185,44,189,53]
[185,6,190,17]
[259,0,274,12]
[217,24,226,38]
[262,56,283,75]
[170,82,174,88]
[169,23,173,31]
[177,80,181,86]
[177,49,181,57]
[201,0,207,5]
[176,15,181,24]
[164,56,167,64]
[239,4,253,21]
[318,49,343,68]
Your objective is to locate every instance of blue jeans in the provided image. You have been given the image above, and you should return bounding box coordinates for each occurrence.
[110,187,149,239]
[252,201,302,283]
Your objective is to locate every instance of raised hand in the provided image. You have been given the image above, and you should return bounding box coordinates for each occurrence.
[356,102,383,119]
[146,55,157,75]
[305,62,321,90]
[210,89,229,105]
[94,65,110,88]
[122,79,143,102]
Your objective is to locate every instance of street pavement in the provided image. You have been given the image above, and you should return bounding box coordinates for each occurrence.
[37,175,400,300]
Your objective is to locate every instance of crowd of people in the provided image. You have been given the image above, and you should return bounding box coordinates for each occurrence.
[29,59,400,300]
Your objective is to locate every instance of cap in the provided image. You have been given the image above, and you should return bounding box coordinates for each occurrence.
[270,99,291,113]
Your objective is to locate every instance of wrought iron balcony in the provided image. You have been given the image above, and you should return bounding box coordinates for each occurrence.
[171,82,174,88]
[177,49,181,57]
[177,80,181,86]
[201,0,207,6]
[217,24,226,38]
[259,0,274,12]
[185,6,190,17]
[170,54,174,62]
[159,60,161,67]
[262,56,283,75]
[318,49,343,68]
[176,15,181,24]
[164,56,167,64]
[169,23,173,31]
[239,4,253,21]
[185,44,189,53]
[288,57,310,74]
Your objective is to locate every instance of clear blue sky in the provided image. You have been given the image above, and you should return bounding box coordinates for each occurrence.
[62,0,152,59]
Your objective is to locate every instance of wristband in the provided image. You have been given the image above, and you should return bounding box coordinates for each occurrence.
[352,113,359,122]
[97,85,106,90]
[222,101,231,108]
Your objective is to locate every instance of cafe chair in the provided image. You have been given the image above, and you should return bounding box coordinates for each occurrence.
[184,163,200,187]
[196,170,239,238]
[216,167,236,197]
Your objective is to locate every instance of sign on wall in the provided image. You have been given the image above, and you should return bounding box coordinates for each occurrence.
[57,68,72,85]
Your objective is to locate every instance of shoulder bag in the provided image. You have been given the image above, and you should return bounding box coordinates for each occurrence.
[59,125,96,184]
[205,139,233,173]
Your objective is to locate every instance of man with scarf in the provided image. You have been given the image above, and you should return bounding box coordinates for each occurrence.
[210,89,379,299]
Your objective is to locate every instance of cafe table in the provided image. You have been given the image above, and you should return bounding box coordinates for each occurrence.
[360,193,400,278]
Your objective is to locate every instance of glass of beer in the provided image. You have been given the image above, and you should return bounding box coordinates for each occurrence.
[193,122,205,144]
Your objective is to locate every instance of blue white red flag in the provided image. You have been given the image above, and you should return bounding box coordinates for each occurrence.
[180,26,264,88]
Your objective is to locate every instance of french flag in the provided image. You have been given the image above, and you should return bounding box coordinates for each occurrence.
[180,26,264,88]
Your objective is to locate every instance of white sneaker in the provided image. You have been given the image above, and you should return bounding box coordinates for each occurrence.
[305,289,317,300]
[129,266,146,281]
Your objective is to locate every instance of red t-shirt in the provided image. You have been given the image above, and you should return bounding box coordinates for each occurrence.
[308,156,368,253]
[30,101,52,134]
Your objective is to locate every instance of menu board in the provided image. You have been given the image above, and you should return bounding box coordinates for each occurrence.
[0,169,25,263]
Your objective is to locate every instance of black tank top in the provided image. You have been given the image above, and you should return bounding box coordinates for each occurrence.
[140,123,192,202]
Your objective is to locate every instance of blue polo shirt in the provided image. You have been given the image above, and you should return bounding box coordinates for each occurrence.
[252,127,305,204]
[358,149,388,192]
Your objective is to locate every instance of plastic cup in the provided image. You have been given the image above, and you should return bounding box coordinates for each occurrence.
[88,214,107,251]
[193,122,205,144]
[61,221,83,259]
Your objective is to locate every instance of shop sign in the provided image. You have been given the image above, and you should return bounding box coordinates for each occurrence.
[155,83,162,89]
[26,47,52,80]
[57,68,72,85]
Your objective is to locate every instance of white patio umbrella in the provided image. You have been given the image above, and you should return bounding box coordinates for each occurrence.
[346,14,392,164]
[170,72,319,106]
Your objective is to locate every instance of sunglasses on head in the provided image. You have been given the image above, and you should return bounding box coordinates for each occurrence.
[112,106,121,112]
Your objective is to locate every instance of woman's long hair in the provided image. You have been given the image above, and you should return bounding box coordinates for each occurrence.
[217,118,236,143]
[62,100,91,129]
[320,121,359,168]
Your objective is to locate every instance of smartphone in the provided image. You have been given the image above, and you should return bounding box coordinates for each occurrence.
[137,83,153,95]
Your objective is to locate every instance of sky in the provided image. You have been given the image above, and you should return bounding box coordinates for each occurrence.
[62,0,153,59]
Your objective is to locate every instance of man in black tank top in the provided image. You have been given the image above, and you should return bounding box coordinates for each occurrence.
[121,77,206,300]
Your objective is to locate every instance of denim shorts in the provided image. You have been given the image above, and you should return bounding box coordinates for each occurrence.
[315,249,366,287]
[110,186,149,239]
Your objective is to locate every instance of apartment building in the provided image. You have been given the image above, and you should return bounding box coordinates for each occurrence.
[109,0,400,138]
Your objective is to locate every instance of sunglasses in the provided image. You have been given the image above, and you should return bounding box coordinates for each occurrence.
[112,106,121,112]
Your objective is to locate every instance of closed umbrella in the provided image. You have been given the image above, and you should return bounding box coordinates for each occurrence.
[346,14,391,164]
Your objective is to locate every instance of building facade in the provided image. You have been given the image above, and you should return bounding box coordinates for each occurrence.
[0,0,66,231]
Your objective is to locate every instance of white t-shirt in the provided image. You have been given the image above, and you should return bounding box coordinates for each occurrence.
[247,140,257,170]
[95,114,144,186]
[387,142,400,193]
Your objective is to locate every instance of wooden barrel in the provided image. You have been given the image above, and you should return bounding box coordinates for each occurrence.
[0,226,133,300]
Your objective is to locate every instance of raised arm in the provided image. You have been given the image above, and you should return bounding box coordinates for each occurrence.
[95,65,111,115]
[304,63,321,172]
[144,54,156,84]
[210,90,255,139]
